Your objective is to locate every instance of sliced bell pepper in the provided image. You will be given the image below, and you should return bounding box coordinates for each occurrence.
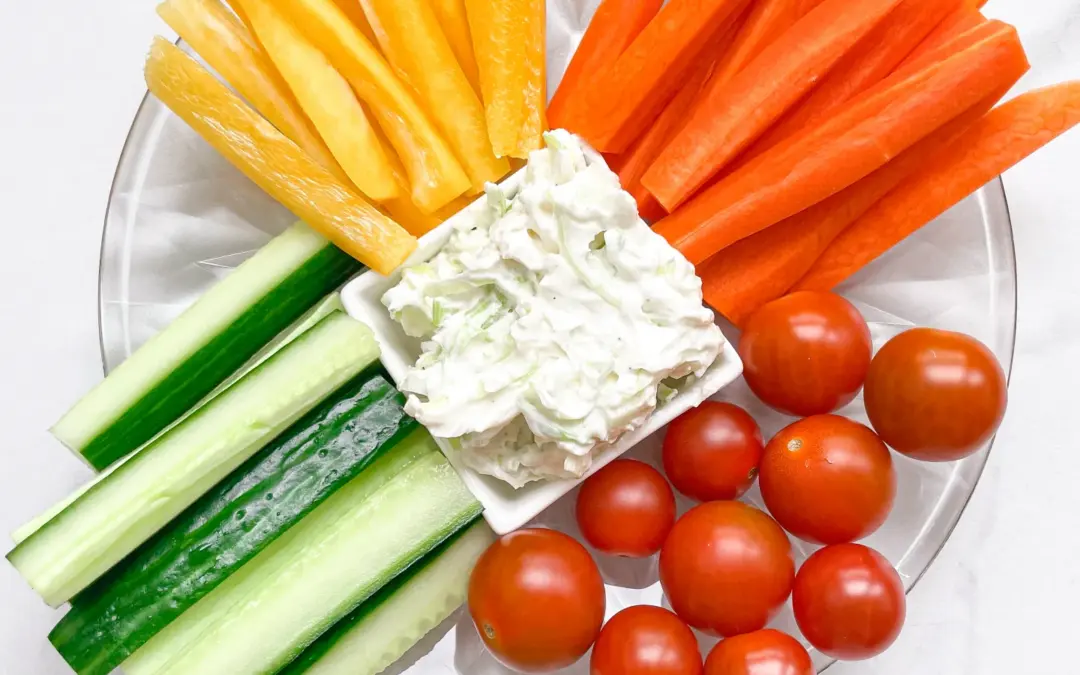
[237,0,400,202]
[465,0,547,159]
[145,37,416,274]
[268,0,470,213]
[157,0,341,179]
[361,0,509,191]
[428,0,482,94]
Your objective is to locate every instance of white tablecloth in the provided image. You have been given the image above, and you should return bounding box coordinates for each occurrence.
[1,1,1078,673]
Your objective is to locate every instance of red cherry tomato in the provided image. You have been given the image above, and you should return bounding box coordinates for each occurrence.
[704,629,813,675]
[591,605,703,675]
[660,502,794,637]
[576,459,676,557]
[759,415,896,545]
[469,528,606,672]
[663,402,765,502]
[739,292,872,417]
[864,328,1007,461]
[793,543,906,661]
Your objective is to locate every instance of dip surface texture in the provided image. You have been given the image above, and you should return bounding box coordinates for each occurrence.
[384,131,723,487]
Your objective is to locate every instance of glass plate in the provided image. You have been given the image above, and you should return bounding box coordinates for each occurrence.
[99,34,1016,675]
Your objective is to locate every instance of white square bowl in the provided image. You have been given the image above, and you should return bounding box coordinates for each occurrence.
[340,171,744,534]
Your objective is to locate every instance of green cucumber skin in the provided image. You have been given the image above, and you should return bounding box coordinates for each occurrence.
[280,515,483,675]
[80,244,362,470]
[49,368,414,675]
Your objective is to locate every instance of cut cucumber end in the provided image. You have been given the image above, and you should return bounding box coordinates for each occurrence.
[10,311,379,607]
[53,222,362,470]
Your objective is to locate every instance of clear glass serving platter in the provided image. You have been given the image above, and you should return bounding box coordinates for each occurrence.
[99,10,1016,673]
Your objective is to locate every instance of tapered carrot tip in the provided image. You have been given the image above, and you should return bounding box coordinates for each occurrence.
[794,81,1080,291]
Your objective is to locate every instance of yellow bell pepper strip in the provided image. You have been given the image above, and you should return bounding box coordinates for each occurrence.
[235,0,400,202]
[465,0,547,158]
[269,0,471,213]
[156,0,342,179]
[360,0,509,191]
[145,38,416,274]
[331,0,380,47]
[427,0,482,94]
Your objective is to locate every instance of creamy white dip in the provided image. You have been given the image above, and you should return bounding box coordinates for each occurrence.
[383,130,723,487]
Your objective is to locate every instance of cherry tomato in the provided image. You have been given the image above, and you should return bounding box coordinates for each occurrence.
[864,328,1007,462]
[660,502,794,637]
[576,460,676,557]
[663,402,765,502]
[792,543,906,661]
[469,528,606,672]
[591,605,703,675]
[759,415,895,545]
[704,629,813,675]
[739,292,872,417]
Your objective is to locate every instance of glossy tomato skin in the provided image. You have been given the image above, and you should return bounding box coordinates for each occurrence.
[590,605,703,675]
[760,415,896,545]
[793,543,906,661]
[704,629,813,675]
[576,460,676,557]
[660,502,794,637]
[739,292,872,417]
[468,528,606,672]
[663,402,765,502]
[864,328,1007,462]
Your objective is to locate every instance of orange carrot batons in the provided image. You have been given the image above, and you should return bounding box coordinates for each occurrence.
[654,20,1029,266]
[642,0,906,212]
[794,82,1080,291]
[700,86,1011,325]
[557,0,751,154]
[547,0,664,128]
[144,37,415,274]
[747,0,964,161]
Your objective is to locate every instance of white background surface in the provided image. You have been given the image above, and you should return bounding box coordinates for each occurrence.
[1,1,1078,674]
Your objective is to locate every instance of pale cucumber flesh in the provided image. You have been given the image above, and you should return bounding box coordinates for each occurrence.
[8,311,378,606]
[124,439,481,675]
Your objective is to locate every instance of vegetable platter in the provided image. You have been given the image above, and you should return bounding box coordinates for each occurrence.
[9,0,1078,672]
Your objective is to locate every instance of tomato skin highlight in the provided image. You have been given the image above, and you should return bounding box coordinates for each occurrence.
[576,459,676,557]
[793,543,906,661]
[739,292,872,417]
[760,415,896,545]
[864,327,1007,462]
[663,402,765,502]
[468,528,606,672]
[660,501,795,637]
[590,605,703,675]
[704,629,813,675]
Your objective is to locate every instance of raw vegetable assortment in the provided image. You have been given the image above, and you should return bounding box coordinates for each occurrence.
[5,0,1078,672]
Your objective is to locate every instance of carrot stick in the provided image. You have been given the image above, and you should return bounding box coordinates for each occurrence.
[700,87,1009,325]
[796,0,827,14]
[643,0,906,212]
[556,0,750,154]
[616,15,747,221]
[745,0,963,162]
[794,82,1080,291]
[897,4,986,72]
[547,0,664,128]
[709,0,801,90]
[653,20,1029,266]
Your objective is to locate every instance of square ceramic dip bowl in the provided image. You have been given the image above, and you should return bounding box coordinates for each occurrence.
[341,167,743,534]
